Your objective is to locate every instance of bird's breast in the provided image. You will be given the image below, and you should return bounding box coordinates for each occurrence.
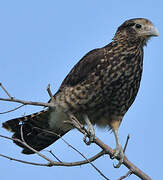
[57,48,143,123]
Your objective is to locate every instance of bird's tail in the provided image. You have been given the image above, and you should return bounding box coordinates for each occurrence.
[2,109,69,154]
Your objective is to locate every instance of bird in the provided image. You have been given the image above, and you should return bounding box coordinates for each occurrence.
[2,18,159,167]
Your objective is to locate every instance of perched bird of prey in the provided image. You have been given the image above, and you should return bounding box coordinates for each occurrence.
[2,18,159,167]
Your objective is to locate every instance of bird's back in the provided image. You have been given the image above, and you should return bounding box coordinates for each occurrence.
[55,40,144,127]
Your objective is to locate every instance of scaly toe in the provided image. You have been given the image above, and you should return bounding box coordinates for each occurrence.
[83,132,95,145]
[113,155,124,168]
[112,145,124,168]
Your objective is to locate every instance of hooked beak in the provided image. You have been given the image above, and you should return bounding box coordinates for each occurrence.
[143,25,159,37]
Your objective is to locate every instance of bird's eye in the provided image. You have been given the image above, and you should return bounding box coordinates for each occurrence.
[135,24,142,29]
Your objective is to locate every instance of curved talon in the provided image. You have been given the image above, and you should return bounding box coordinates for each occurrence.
[112,145,124,168]
[83,135,91,145]
[83,133,95,145]
[113,157,124,168]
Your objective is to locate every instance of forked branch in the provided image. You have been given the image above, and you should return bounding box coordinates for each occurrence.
[0,134,108,179]
[0,83,55,108]
[66,114,151,180]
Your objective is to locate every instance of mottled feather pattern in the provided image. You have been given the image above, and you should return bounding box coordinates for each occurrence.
[2,18,158,154]
[56,40,143,121]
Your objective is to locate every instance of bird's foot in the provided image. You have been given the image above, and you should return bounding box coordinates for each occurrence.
[83,114,95,145]
[111,144,124,168]
[83,126,96,145]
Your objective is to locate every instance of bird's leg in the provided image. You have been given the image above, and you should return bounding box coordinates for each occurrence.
[83,114,95,145]
[112,128,124,168]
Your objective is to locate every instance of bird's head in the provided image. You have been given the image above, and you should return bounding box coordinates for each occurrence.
[113,18,159,46]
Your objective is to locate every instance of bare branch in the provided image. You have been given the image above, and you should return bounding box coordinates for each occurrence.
[0,83,55,108]
[67,114,152,180]
[48,150,62,162]
[0,104,24,114]
[0,153,49,166]
[0,149,105,167]
[0,83,13,99]
[0,97,55,108]
[0,134,55,166]
[123,134,130,153]
[117,170,132,180]
[60,134,109,180]
[46,84,55,103]
[33,127,109,180]
[1,124,108,179]
[0,134,105,167]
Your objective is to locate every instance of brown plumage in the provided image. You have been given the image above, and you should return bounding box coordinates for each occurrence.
[2,18,158,163]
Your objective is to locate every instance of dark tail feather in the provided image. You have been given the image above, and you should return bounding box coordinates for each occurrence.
[2,110,69,154]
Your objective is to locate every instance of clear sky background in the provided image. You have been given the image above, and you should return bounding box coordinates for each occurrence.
[0,1,162,180]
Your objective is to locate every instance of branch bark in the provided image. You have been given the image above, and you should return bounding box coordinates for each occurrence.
[117,170,132,180]
[0,134,108,179]
[0,97,54,107]
[0,134,105,167]
[0,104,25,114]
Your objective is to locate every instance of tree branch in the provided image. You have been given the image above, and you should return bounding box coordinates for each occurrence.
[117,170,132,180]
[67,114,152,180]
[0,153,49,166]
[0,134,105,167]
[0,83,13,99]
[0,83,57,108]
[48,150,62,162]
[123,134,130,153]
[0,104,25,114]
[0,97,55,107]
[31,127,109,180]
[0,134,56,166]
[46,84,55,103]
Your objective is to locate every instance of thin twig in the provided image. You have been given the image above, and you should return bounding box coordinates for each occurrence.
[19,126,56,165]
[0,83,55,108]
[0,104,24,114]
[2,125,109,179]
[0,83,13,99]
[117,170,132,180]
[46,84,55,103]
[67,114,152,180]
[60,133,109,179]
[0,153,49,166]
[33,127,109,180]
[64,139,109,179]
[70,149,108,180]
[48,150,62,163]
[0,134,55,166]
[0,134,105,167]
[123,134,130,153]
[0,97,55,108]
[0,151,105,167]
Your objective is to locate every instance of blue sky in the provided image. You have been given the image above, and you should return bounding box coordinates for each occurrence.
[0,1,162,180]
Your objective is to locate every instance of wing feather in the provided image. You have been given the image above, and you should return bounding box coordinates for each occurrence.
[59,48,106,89]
